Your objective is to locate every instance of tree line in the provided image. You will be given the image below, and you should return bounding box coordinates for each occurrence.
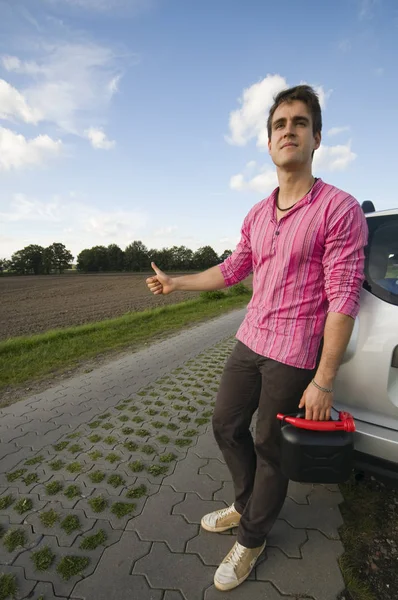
[0,242,233,275]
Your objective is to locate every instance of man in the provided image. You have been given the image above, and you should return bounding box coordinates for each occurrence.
[146,85,368,591]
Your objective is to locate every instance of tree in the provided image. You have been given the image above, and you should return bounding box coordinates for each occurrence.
[192,245,219,270]
[11,245,44,275]
[49,243,73,273]
[219,249,233,262]
[107,244,124,271]
[77,246,108,272]
[125,241,149,272]
[169,245,193,271]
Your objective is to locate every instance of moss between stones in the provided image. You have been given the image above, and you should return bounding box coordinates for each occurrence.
[197,400,207,406]
[3,528,27,552]
[68,444,83,454]
[115,405,125,411]
[173,404,184,411]
[88,434,102,443]
[60,515,81,535]
[186,406,197,413]
[25,455,44,466]
[175,439,192,447]
[183,429,198,437]
[195,417,210,425]
[118,415,129,423]
[107,474,125,488]
[45,481,64,496]
[88,421,101,429]
[154,400,165,407]
[53,442,69,451]
[14,497,33,514]
[105,453,121,464]
[141,445,155,455]
[135,429,150,438]
[203,410,213,417]
[146,409,158,416]
[88,471,105,484]
[166,423,179,432]
[110,502,136,518]
[142,400,152,406]
[146,465,168,477]
[0,573,18,600]
[99,412,111,420]
[56,556,90,581]
[22,473,39,485]
[151,421,164,429]
[122,427,134,435]
[40,509,60,528]
[66,462,83,474]
[88,495,108,513]
[103,436,117,444]
[101,423,113,431]
[49,459,65,471]
[31,545,56,571]
[136,391,146,396]
[64,485,81,500]
[128,405,139,412]
[67,432,81,439]
[202,392,212,398]
[178,415,191,423]
[79,529,107,550]
[160,411,169,418]
[88,450,103,461]
[157,435,170,444]
[6,468,27,482]
[131,416,144,423]
[124,441,139,452]
[159,453,177,463]
[129,461,145,472]
[126,484,147,499]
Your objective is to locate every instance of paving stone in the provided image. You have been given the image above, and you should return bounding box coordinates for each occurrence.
[133,541,215,600]
[213,481,235,505]
[172,492,227,524]
[186,529,252,570]
[192,429,223,461]
[13,533,101,598]
[71,530,159,600]
[75,488,139,530]
[287,481,313,505]
[0,522,42,566]
[163,592,185,600]
[256,530,345,600]
[278,494,343,540]
[162,452,223,500]
[31,581,68,600]
[127,485,198,552]
[0,490,48,525]
[204,580,298,600]
[267,519,308,558]
[0,447,33,472]
[0,565,36,599]
[26,502,96,547]
[199,458,231,482]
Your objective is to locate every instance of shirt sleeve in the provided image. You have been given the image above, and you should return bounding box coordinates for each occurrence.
[322,197,368,318]
[219,210,253,287]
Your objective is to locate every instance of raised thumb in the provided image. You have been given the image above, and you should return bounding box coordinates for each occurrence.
[151,262,161,275]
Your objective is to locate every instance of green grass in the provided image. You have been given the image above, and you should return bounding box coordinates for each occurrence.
[25,455,43,466]
[31,546,56,571]
[88,495,108,513]
[3,528,27,552]
[45,481,64,495]
[141,444,156,455]
[110,502,136,518]
[60,515,80,535]
[88,434,102,443]
[79,529,107,550]
[107,474,125,488]
[88,470,105,484]
[53,442,69,451]
[159,453,177,463]
[64,485,81,500]
[66,462,83,474]
[129,460,145,472]
[147,465,168,477]
[49,459,66,471]
[124,441,139,452]
[0,495,14,510]
[13,497,33,514]
[40,509,60,528]
[0,294,250,390]
[105,453,121,464]
[88,450,103,460]
[122,427,134,435]
[126,484,147,499]
[6,469,27,482]
[22,472,39,485]
[0,574,18,600]
[56,556,90,581]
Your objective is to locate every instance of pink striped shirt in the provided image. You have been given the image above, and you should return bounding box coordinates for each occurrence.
[219,178,368,369]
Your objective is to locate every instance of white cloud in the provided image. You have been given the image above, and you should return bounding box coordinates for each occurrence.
[338,39,352,52]
[1,41,126,135]
[0,79,42,124]
[0,126,62,171]
[45,0,153,12]
[313,141,357,171]
[226,75,331,150]
[0,193,148,258]
[327,126,351,136]
[85,127,115,150]
[230,165,278,195]
[154,226,178,237]
[358,0,379,20]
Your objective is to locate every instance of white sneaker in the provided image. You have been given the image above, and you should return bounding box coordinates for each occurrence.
[201,504,241,533]
[214,540,266,591]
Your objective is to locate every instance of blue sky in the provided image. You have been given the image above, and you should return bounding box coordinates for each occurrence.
[0,0,397,261]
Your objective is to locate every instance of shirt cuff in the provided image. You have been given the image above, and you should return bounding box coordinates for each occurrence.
[327,296,360,319]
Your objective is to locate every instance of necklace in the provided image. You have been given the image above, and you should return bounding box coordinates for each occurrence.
[276,177,317,212]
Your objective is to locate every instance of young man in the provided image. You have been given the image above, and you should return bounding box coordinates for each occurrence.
[146,85,368,591]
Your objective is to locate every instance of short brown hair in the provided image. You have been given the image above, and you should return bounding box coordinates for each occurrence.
[267,85,322,140]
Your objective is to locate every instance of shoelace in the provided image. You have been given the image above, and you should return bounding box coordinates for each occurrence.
[225,543,246,566]
[216,505,237,521]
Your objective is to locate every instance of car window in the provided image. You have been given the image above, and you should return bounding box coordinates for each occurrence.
[364,215,398,306]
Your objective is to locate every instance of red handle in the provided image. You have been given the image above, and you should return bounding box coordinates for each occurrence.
[277,411,356,432]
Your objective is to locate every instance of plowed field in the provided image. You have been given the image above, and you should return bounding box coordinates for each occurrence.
[0,273,204,341]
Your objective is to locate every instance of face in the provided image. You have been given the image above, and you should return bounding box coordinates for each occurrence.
[268,100,321,170]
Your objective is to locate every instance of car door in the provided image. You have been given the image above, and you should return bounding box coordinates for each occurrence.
[334,213,398,432]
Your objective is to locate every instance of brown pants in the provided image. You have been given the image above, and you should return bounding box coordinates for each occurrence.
[213,340,319,548]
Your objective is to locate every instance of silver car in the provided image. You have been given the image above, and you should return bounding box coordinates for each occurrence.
[334,202,398,479]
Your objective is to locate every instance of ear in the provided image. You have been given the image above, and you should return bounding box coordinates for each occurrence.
[268,138,271,155]
[314,131,321,151]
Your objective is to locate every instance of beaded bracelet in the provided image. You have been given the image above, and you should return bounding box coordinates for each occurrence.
[311,378,333,394]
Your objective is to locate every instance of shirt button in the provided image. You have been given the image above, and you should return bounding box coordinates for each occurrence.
[275,231,280,236]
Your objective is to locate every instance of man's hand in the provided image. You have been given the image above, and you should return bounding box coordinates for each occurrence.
[146,262,175,296]
[298,382,333,421]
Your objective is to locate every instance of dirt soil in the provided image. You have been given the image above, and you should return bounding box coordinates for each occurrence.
[0,272,203,340]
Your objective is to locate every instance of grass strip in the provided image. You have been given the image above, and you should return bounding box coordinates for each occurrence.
[0,294,250,389]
